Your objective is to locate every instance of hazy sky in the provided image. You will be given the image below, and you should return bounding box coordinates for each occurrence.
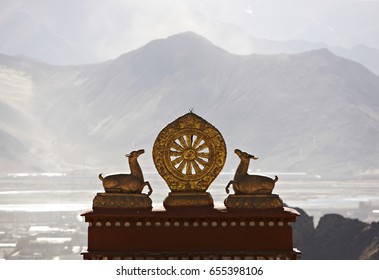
[1,0,379,64]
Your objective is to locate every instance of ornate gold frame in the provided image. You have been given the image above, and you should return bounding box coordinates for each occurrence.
[153,112,227,192]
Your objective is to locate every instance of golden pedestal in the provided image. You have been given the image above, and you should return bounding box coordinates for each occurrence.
[93,193,152,210]
[163,192,214,209]
[224,194,283,210]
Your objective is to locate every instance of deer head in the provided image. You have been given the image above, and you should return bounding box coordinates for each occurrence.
[125,149,145,159]
[234,149,258,161]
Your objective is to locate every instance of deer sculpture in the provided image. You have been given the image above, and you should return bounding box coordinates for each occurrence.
[98,149,152,196]
[225,149,278,195]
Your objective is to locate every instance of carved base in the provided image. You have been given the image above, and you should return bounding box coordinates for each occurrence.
[163,192,214,209]
[93,193,152,210]
[224,194,283,210]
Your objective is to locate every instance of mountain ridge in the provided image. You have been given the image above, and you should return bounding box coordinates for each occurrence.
[1,32,378,177]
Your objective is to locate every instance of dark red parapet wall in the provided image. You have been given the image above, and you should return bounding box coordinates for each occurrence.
[81,207,300,260]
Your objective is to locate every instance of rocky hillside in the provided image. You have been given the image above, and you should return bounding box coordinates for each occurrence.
[293,209,379,259]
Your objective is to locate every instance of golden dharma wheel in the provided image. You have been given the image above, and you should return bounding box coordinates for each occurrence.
[153,112,227,192]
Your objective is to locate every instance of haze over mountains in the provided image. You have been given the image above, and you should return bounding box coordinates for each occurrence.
[1,0,379,77]
[241,38,379,77]
[1,32,379,178]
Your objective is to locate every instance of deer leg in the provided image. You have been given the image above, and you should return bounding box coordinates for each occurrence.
[225,180,235,194]
[143,181,153,197]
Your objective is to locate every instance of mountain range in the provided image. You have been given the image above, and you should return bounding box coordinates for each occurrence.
[2,0,379,78]
[1,32,379,178]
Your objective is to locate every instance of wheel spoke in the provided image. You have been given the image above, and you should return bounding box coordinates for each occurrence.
[171,156,184,166]
[197,152,209,159]
[176,160,186,173]
[192,160,202,173]
[195,143,208,152]
[170,150,182,157]
[178,136,188,148]
[186,161,192,175]
[192,136,202,149]
[172,141,184,151]
[195,157,208,167]
[185,134,193,148]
